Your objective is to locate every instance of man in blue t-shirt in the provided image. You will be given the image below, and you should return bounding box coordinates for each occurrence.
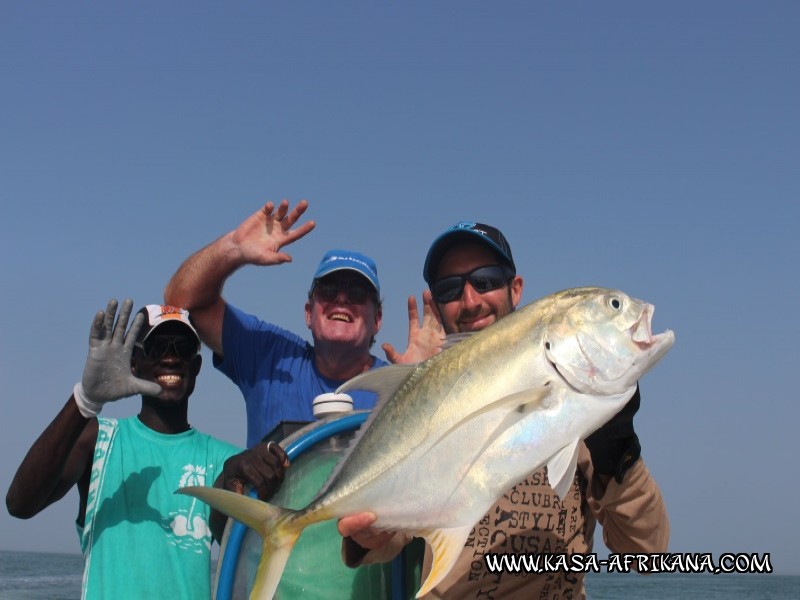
[6,299,289,598]
[165,200,387,447]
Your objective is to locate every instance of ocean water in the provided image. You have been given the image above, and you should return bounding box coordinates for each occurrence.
[0,551,82,599]
[0,550,797,599]
[585,571,799,599]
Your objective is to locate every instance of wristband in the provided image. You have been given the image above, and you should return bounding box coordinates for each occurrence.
[73,382,104,418]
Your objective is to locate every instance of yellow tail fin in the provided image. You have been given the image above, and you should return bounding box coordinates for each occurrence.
[178,486,303,600]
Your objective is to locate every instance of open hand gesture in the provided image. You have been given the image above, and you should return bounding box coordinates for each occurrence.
[74,299,161,417]
[232,199,316,266]
[382,290,446,364]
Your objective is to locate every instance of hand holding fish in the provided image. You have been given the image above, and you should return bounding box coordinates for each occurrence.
[338,512,396,566]
[231,199,316,267]
[382,290,446,364]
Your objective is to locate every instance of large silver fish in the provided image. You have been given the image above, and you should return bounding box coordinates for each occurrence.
[180,287,675,599]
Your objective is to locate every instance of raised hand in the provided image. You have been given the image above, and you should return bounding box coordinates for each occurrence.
[382,290,446,364]
[73,299,162,418]
[231,199,316,266]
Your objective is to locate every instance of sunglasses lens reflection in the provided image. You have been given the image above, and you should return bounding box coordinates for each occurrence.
[142,336,198,360]
[432,266,510,303]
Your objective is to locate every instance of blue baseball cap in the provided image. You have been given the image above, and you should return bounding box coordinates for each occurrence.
[313,249,380,295]
[423,221,516,285]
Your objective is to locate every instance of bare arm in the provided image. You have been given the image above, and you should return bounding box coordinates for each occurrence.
[7,299,160,523]
[6,395,97,523]
[164,200,316,356]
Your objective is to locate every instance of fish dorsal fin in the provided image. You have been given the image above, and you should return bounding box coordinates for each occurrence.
[546,440,580,500]
[336,363,417,399]
[417,525,474,597]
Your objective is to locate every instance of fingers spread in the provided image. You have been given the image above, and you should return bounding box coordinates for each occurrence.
[89,310,106,343]
[113,298,134,344]
[407,295,420,330]
[101,299,118,340]
[382,342,399,363]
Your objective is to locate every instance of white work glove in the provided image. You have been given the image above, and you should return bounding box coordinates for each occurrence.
[73,298,162,418]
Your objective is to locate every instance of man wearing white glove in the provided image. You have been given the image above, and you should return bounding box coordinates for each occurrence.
[6,299,290,599]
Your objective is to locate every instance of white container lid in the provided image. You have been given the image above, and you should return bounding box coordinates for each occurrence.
[312,392,354,418]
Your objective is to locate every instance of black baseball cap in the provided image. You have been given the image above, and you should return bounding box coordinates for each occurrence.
[423,221,516,285]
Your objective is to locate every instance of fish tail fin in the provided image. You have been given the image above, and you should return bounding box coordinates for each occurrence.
[251,511,303,600]
[416,525,474,598]
[177,486,304,599]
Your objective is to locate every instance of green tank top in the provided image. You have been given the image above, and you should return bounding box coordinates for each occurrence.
[77,416,240,599]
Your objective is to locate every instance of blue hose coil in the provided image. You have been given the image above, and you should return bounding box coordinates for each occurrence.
[215,412,408,600]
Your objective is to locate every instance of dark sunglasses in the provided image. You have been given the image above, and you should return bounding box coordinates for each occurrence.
[135,335,200,360]
[313,279,375,304]
[432,265,514,304]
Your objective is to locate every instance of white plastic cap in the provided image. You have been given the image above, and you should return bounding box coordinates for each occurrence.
[312,392,354,418]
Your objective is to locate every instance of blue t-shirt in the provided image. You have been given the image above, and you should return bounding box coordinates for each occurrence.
[214,304,386,447]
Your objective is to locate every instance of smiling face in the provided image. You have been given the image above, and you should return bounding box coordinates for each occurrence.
[433,242,524,334]
[305,272,382,351]
[131,322,202,405]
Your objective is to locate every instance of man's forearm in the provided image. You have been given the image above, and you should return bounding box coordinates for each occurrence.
[585,452,670,554]
[165,232,244,311]
[6,396,92,519]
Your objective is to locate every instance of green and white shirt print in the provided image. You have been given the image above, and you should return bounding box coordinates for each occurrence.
[78,416,240,600]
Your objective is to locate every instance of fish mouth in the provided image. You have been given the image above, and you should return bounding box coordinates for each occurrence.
[630,304,674,350]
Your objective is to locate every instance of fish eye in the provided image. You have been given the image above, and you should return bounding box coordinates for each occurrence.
[608,296,623,311]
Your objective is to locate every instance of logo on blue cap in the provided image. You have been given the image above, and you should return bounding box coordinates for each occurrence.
[452,221,478,230]
[313,249,380,294]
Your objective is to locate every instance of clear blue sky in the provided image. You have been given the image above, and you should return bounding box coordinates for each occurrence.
[2,1,797,576]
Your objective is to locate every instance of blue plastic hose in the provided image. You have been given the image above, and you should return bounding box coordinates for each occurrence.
[215,412,407,600]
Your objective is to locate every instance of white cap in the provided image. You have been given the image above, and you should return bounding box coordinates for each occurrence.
[312,393,354,418]
[137,304,200,344]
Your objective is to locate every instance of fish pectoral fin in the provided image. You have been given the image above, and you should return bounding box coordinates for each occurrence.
[545,440,580,500]
[473,386,554,418]
[336,363,417,397]
[417,525,474,598]
[431,386,553,451]
[177,486,286,537]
